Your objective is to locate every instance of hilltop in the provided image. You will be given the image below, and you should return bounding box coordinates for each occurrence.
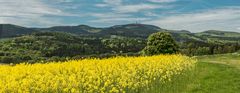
[1,24,240,41]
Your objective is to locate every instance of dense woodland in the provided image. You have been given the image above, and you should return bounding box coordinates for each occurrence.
[1,24,240,63]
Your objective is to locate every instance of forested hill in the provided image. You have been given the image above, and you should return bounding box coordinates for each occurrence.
[0,24,161,38]
[0,24,38,38]
[0,32,146,63]
[1,24,240,63]
[2,23,240,39]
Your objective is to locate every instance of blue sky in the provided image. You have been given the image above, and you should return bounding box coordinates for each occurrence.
[0,0,240,32]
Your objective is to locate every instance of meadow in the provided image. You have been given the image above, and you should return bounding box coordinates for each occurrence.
[163,53,240,93]
[0,55,195,93]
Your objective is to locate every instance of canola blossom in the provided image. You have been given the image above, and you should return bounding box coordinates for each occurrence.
[0,55,196,93]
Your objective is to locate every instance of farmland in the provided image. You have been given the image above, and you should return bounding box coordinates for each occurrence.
[0,55,195,93]
[0,53,240,93]
[164,53,240,93]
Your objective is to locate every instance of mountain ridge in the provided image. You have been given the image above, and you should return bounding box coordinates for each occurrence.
[1,24,240,39]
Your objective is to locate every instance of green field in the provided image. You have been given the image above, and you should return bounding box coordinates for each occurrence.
[154,53,240,93]
[1,53,239,93]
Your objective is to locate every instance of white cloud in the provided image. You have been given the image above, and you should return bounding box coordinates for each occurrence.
[95,4,109,7]
[144,12,158,16]
[103,0,122,6]
[89,13,131,18]
[90,17,150,24]
[57,0,74,3]
[145,7,240,32]
[47,0,74,3]
[89,12,141,24]
[148,0,177,3]
[93,1,170,24]
[0,0,72,27]
[0,16,63,27]
[113,4,170,13]
[96,0,172,13]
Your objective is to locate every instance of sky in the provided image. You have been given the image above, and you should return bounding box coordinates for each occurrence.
[0,0,240,32]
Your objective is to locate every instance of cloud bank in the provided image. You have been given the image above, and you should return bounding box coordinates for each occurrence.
[145,7,240,32]
[0,0,72,27]
[0,0,239,32]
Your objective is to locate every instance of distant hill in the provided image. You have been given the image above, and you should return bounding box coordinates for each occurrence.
[0,23,165,38]
[1,24,240,43]
[0,24,37,38]
[99,24,162,38]
[194,30,240,43]
[196,30,240,37]
[33,25,102,34]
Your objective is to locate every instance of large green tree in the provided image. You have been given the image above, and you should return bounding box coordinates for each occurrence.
[143,32,179,55]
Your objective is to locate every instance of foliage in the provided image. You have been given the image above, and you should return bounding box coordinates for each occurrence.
[180,41,240,56]
[1,24,240,63]
[1,31,240,63]
[101,36,146,53]
[0,55,196,92]
[143,32,179,55]
[0,32,145,63]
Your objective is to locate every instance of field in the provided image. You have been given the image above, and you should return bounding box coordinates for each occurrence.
[0,55,195,93]
[0,53,240,93]
[164,53,240,93]
[197,53,240,68]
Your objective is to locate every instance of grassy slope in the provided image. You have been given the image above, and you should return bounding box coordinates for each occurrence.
[182,62,240,93]
[186,53,240,93]
[197,53,240,68]
[150,53,240,93]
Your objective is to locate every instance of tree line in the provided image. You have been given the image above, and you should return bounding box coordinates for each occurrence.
[0,32,239,64]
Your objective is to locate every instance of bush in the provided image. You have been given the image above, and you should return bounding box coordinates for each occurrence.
[142,32,179,55]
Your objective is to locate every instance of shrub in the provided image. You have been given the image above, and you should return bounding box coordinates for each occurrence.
[143,32,179,55]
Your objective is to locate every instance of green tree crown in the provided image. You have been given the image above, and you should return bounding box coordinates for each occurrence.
[143,32,179,55]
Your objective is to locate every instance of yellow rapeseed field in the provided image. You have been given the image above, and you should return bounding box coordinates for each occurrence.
[0,55,196,93]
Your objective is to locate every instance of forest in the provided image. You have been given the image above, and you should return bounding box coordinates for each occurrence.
[1,24,240,63]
